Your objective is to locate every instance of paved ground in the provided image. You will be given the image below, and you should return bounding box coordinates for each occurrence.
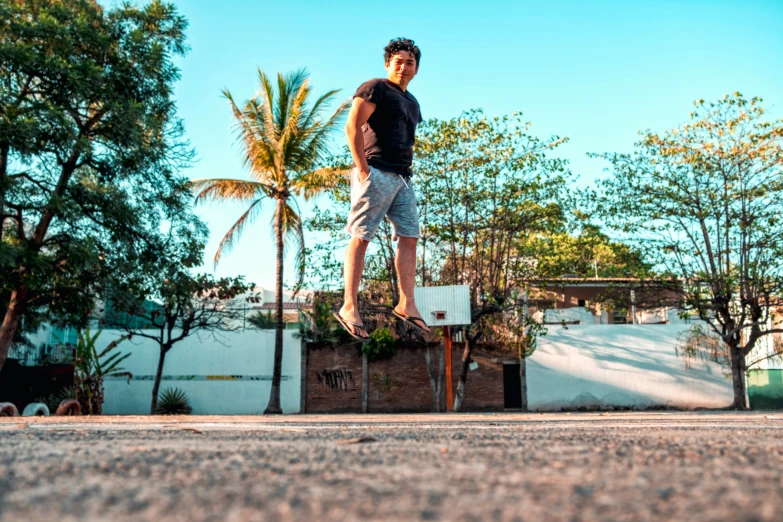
[1,412,782,522]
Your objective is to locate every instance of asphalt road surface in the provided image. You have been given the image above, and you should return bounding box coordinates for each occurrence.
[1,412,782,521]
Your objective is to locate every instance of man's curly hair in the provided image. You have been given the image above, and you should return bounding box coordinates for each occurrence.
[384,38,421,67]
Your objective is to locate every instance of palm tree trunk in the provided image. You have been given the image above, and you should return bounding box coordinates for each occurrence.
[264,197,285,414]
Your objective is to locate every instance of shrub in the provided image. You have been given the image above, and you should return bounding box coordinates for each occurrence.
[156,387,193,415]
[361,328,397,361]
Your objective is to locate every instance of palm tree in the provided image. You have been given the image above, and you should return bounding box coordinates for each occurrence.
[190,69,347,414]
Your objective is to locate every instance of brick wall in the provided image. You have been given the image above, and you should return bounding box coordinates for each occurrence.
[306,343,363,413]
[305,342,508,413]
[451,347,506,412]
[368,346,438,413]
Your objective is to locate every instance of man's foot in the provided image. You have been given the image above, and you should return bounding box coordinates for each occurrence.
[392,305,432,334]
[335,307,370,341]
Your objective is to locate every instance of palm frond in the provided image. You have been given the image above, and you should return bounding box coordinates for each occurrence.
[277,68,309,133]
[299,89,345,132]
[290,100,350,172]
[292,167,351,200]
[190,178,271,205]
[258,68,282,142]
[224,90,279,183]
[243,98,279,182]
[281,77,311,163]
[199,68,346,272]
[214,198,264,267]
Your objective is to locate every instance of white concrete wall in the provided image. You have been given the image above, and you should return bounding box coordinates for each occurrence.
[528,323,734,411]
[101,329,302,415]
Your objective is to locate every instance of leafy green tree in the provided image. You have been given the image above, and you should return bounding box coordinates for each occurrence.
[190,69,347,414]
[414,110,571,411]
[596,93,783,410]
[531,224,653,280]
[306,110,573,411]
[0,0,194,372]
[108,270,251,414]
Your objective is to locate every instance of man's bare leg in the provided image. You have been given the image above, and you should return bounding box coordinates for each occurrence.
[393,236,431,333]
[339,236,370,337]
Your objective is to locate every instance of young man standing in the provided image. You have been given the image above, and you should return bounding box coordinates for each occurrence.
[335,38,431,341]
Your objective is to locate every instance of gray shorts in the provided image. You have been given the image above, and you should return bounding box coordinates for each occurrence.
[344,165,420,241]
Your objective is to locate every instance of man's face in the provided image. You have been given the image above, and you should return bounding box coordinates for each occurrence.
[385,50,418,86]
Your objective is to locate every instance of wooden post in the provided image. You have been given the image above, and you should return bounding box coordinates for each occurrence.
[300,340,307,414]
[444,325,453,411]
[361,353,368,413]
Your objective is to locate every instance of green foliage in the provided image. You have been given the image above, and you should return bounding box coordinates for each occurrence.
[360,327,397,361]
[248,310,276,330]
[295,295,354,344]
[109,272,252,337]
[156,387,193,415]
[595,93,783,408]
[71,327,132,415]
[72,329,132,381]
[0,0,200,366]
[307,110,573,311]
[530,224,653,280]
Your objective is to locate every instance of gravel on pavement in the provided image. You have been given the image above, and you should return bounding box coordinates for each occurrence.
[1,412,782,522]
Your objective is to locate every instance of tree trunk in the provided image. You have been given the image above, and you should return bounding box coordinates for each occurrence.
[0,287,27,373]
[425,343,445,412]
[265,197,285,415]
[729,344,749,410]
[519,350,528,412]
[150,347,168,414]
[453,340,474,412]
[0,143,8,244]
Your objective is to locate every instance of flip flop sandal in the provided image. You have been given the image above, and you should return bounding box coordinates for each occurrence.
[392,310,430,334]
[333,312,371,343]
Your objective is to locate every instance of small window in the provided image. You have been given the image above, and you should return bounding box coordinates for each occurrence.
[577,299,586,307]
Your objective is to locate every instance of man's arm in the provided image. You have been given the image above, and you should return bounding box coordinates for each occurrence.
[345,97,376,181]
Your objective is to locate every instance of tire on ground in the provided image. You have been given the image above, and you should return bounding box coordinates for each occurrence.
[0,402,20,416]
[23,402,50,416]
[55,399,81,416]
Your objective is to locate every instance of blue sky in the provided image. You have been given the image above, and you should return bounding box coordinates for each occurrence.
[151,0,783,289]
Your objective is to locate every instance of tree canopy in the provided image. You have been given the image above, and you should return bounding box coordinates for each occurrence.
[596,93,783,409]
[0,0,197,371]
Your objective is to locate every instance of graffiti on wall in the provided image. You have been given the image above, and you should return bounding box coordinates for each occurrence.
[317,369,356,390]
[371,373,396,393]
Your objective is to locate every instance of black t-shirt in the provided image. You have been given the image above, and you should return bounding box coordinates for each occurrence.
[353,78,422,176]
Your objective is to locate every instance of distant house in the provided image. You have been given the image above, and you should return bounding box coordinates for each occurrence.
[525,278,688,326]
[242,287,309,330]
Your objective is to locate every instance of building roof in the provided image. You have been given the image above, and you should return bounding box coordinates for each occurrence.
[258,302,303,310]
[525,277,681,287]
